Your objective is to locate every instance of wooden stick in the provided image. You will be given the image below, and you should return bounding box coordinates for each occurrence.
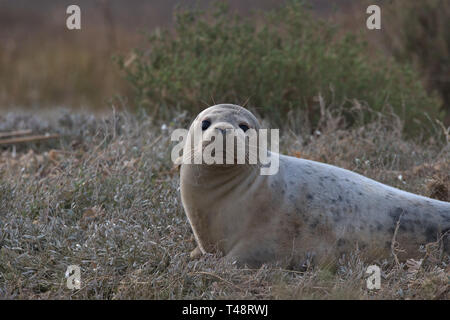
[0,129,33,139]
[0,134,60,145]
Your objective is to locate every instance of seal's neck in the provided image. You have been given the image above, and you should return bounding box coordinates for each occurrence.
[180,163,262,253]
[182,163,259,192]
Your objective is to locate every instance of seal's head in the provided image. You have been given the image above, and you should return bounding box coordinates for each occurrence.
[195,104,260,132]
[183,104,261,166]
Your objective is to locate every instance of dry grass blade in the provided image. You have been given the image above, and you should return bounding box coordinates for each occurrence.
[0,129,33,139]
[190,271,245,292]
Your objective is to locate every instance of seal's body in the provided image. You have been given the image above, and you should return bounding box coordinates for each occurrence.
[180,104,450,267]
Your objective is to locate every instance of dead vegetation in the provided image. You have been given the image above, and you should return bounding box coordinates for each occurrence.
[0,106,448,300]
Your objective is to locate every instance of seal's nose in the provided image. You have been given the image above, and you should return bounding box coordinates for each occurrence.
[214,123,234,135]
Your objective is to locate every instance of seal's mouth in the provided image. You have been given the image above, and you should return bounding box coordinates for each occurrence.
[199,136,253,166]
[200,147,243,165]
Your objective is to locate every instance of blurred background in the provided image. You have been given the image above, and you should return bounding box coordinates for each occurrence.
[0,0,449,126]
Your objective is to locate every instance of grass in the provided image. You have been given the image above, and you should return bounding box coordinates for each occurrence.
[0,104,448,299]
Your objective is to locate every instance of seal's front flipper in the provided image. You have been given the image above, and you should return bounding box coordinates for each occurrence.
[172,156,183,172]
[190,246,203,259]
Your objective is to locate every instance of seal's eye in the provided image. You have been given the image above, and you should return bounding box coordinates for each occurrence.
[201,120,211,131]
[239,124,249,132]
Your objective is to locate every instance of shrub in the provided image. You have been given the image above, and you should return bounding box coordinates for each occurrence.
[383,0,450,124]
[117,0,442,136]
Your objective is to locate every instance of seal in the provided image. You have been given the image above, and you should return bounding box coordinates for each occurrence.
[180,104,450,267]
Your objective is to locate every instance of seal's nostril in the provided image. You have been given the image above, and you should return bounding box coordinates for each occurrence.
[215,127,227,134]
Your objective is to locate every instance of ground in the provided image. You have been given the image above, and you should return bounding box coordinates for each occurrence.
[0,108,448,299]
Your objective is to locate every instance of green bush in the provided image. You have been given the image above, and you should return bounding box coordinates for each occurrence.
[117,0,442,136]
[383,0,450,123]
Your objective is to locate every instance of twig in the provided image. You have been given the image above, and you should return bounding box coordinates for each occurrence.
[423,229,450,264]
[391,210,406,266]
[0,134,60,145]
[144,134,163,151]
